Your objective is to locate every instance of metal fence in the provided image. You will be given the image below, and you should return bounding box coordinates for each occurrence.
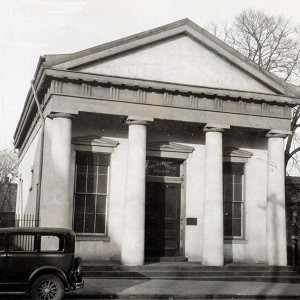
[15,214,39,228]
[0,213,39,228]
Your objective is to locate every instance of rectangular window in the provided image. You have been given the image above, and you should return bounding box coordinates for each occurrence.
[74,152,110,235]
[41,235,63,252]
[223,162,244,239]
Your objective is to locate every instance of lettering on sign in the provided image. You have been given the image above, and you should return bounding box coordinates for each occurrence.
[146,159,180,177]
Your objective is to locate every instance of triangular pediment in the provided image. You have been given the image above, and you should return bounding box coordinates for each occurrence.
[46,19,300,97]
[73,35,275,94]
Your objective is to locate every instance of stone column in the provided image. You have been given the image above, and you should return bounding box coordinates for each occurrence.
[266,130,290,266]
[202,124,229,266]
[43,113,74,229]
[121,116,153,266]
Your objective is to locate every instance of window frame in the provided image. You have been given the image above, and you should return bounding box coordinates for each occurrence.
[72,136,119,239]
[223,147,252,241]
[73,151,110,236]
[223,164,245,240]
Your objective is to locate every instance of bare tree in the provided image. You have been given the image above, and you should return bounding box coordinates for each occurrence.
[206,9,300,176]
[0,148,18,213]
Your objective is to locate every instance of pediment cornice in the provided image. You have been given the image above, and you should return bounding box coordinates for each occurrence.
[72,136,119,147]
[147,141,194,153]
[223,147,253,158]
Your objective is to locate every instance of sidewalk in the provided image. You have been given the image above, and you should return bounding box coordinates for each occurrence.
[67,277,300,299]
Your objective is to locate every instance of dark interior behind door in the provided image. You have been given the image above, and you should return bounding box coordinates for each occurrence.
[145,182,181,257]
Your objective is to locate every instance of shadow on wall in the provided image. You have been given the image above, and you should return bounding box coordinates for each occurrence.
[225,193,286,267]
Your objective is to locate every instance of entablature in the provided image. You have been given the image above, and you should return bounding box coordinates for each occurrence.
[40,69,296,122]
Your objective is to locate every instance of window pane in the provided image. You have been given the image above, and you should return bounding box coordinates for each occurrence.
[77,165,87,174]
[76,174,86,193]
[86,195,95,214]
[0,234,5,251]
[234,183,243,202]
[87,174,97,193]
[224,174,233,183]
[98,166,108,175]
[224,203,232,218]
[224,219,232,237]
[76,154,89,165]
[96,154,110,166]
[85,214,95,233]
[95,214,106,233]
[96,195,106,213]
[224,162,244,175]
[74,194,85,213]
[233,219,242,237]
[98,175,108,193]
[74,213,84,233]
[233,203,242,218]
[235,174,243,184]
[41,235,60,252]
[224,183,233,201]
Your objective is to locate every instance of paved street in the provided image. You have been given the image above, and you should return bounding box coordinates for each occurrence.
[2,278,300,300]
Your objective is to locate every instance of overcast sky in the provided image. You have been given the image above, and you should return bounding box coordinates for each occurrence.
[1,0,300,149]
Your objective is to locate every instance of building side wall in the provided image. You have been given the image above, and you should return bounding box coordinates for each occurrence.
[16,127,42,216]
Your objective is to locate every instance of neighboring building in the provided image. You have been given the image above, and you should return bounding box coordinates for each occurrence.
[14,19,300,266]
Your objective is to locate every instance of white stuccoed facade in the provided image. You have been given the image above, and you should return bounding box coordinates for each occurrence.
[14,19,300,266]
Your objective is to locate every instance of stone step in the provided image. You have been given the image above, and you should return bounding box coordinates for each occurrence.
[83,262,296,272]
[82,262,300,282]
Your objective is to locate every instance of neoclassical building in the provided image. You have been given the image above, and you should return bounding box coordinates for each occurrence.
[15,19,300,266]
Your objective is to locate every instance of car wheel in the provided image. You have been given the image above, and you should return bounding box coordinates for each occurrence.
[30,274,64,300]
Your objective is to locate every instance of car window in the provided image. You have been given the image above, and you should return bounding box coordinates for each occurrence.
[0,234,6,252]
[9,234,35,252]
[41,235,62,252]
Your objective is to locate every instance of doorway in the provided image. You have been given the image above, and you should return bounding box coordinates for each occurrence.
[145,182,181,257]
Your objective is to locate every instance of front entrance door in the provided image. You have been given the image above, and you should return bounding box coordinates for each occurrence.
[145,182,181,257]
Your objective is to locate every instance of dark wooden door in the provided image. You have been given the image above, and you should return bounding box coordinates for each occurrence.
[145,182,181,257]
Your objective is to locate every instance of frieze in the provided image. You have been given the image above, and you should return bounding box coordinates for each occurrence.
[45,78,290,120]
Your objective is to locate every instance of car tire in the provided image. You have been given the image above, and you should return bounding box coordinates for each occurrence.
[30,274,65,300]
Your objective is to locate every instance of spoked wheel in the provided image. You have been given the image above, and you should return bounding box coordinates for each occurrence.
[30,274,64,300]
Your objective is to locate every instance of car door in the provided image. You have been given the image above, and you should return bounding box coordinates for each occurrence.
[6,233,36,292]
[0,233,7,291]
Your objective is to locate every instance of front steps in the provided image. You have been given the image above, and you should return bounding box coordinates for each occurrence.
[83,261,300,283]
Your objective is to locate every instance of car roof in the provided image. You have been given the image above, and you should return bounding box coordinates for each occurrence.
[0,227,75,235]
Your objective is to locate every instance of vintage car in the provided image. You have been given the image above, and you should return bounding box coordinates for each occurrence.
[0,227,84,300]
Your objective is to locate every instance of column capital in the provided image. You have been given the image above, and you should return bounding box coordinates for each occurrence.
[266,129,291,139]
[126,116,153,126]
[48,112,75,120]
[203,123,230,133]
